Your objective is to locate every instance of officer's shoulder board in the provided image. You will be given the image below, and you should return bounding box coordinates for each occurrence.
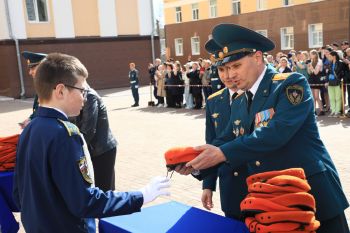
[272,73,292,81]
[57,119,80,136]
[208,88,225,100]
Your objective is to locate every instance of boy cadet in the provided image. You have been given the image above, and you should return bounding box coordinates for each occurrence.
[13,53,170,233]
[19,51,47,128]
[129,62,140,107]
[201,39,246,218]
[178,24,349,232]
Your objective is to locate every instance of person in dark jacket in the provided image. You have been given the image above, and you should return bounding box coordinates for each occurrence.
[71,83,117,191]
[186,62,203,109]
[326,51,347,117]
[129,62,139,107]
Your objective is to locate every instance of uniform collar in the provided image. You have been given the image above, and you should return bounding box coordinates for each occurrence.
[249,65,267,98]
[36,106,69,121]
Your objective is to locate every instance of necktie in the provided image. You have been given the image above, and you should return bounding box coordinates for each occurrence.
[246,90,253,113]
[231,92,238,104]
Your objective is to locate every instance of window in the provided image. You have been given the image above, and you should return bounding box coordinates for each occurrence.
[25,0,49,22]
[283,0,292,6]
[209,0,217,18]
[232,0,241,15]
[175,7,182,23]
[174,38,183,56]
[257,0,266,10]
[308,23,323,48]
[192,3,199,20]
[256,30,268,38]
[191,37,200,55]
[280,27,294,50]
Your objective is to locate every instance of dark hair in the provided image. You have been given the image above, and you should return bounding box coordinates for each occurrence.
[330,51,340,61]
[34,53,88,101]
[342,41,349,45]
[332,42,339,47]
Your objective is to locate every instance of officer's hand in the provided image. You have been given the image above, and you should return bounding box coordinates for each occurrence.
[186,144,226,170]
[174,164,194,175]
[201,189,214,210]
[139,176,170,205]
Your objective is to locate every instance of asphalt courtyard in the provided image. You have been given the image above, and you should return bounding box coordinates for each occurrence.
[1,86,349,231]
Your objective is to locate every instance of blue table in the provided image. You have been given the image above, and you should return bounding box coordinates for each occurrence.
[0,171,19,233]
[99,201,249,233]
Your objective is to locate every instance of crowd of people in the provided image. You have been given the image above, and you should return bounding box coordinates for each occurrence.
[148,40,350,118]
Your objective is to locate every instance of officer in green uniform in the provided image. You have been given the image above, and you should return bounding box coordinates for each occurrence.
[20,51,47,128]
[183,24,349,233]
[209,60,224,93]
[129,62,140,107]
[202,39,246,218]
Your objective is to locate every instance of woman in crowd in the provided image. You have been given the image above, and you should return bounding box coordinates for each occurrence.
[277,56,292,73]
[155,64,166,107]
[308,49,326,116]
[327,51,347,117]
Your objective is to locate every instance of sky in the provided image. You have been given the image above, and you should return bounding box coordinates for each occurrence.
[153,0,165,28]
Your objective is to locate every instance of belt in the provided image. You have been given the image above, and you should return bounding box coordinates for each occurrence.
[130,81,136,84]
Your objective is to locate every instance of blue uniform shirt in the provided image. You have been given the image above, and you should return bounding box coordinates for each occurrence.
[13,107,143,233]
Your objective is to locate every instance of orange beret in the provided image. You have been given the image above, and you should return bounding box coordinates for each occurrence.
[164,147,201,171]
[248,182,308,194]
[266,175,311,192]
[255,211,315,225]
[246,168,306,186]
[240,196,300,213]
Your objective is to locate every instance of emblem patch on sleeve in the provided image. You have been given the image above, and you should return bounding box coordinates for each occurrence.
[286,85,304,105]
[78,157,93,184]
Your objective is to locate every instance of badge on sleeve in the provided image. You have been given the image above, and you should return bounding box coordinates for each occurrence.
[78,157,93,184]
[286,85,303,105]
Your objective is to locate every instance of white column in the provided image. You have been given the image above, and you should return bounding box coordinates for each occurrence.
[137,0,152,36]
[52,0,75,38]
[6,0,27,39]
[98,0,117,37]
[0,0,10,39]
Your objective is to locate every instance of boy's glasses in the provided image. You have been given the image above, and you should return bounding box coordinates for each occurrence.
[64,84,89,98]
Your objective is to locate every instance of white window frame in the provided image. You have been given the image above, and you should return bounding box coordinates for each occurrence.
[257,0,266,11]
[256,30,268,38]
[25,0,50,23]
[209,0,217,18]
[175,6,182,23]
[174,38,184,56]
[282,0,293,6]
[280,27,294,50]
[232,0,241,15]
[191,37,200,55]
[192,3,199,20]
[308,23,323,48]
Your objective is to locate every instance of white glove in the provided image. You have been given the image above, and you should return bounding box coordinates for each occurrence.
[139,176,171,205]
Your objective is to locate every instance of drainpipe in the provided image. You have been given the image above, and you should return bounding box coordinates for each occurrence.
[4,0,26,98]
[150,0,155,62]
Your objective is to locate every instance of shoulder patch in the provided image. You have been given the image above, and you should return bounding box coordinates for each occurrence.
[78,156,93,184]
[208,88,225,100]
[57,119,80,136]
[272,73,292,81]
[286,85,304,105]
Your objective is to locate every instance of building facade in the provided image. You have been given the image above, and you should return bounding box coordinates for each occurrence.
[164,0,349,64]
[0,0,159,98]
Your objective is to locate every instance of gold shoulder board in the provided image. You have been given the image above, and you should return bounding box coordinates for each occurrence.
[208,88,225,100]
[57,119,80,136]
[272,73,292,81]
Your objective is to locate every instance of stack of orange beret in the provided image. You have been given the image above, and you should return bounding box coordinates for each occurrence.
[240,168,320,233]
[164,147,201,171]
[0,134,19,171]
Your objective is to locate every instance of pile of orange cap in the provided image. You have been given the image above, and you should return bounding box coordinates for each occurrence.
[0,134,19,171]
[164,147,201,171]
[240,168,320,233]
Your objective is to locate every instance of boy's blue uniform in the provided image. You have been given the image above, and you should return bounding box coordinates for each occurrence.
[13,107,144,233]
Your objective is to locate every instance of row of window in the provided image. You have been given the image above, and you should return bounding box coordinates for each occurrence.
[25,0,49,23]
[174,23,323,56]
[175,0,322,23]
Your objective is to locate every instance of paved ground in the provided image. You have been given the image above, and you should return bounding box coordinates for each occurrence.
[1,86,349,231]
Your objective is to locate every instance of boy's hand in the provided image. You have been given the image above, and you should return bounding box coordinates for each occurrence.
[202,189,214,210]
